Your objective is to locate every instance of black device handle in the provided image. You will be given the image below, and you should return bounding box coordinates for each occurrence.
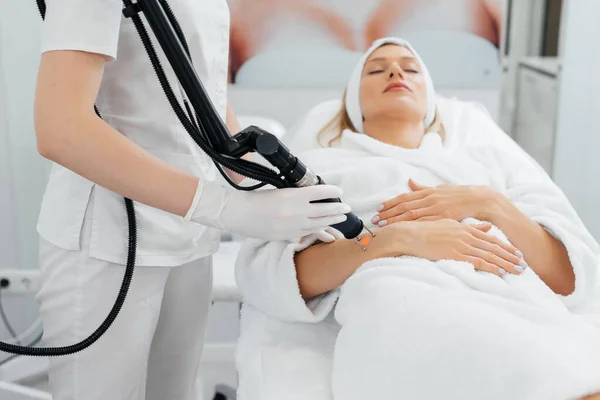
[312,197,365,239]
[311,177,364,240]
[233,127,366,239]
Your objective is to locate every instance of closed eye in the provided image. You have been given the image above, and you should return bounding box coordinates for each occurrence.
[367,70,384,75]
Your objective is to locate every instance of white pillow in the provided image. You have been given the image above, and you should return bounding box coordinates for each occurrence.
[280,99,341,153]
[281,95,491,154]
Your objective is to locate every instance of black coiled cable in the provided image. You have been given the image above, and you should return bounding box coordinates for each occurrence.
[0,0,137,357]
[122,0,285,189]
[35,0,44,19]
[156,0,264,190]
[0,0,286,357]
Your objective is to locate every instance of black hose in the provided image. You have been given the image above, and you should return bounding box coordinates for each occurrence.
[0,330,44,368]
[0,2,137,357]
[0,0,286,358]
[138,0,282,190]
[123,0,284,188]
[35,0,45,19]
[0,196,137,356]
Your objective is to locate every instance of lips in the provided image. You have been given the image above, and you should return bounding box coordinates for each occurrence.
[384,82,410,92]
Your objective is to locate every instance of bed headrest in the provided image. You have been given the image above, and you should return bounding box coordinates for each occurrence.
[281,94,494,154]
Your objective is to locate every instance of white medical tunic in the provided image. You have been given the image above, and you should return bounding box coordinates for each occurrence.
[37,0,230,267]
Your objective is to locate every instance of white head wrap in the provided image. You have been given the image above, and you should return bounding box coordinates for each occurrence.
[345,37,436,133]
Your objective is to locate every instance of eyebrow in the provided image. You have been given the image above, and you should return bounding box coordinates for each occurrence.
[366,56,418,63]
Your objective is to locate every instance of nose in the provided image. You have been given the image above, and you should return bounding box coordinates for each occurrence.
[389,63,405,79]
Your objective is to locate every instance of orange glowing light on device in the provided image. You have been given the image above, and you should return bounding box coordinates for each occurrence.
[359,236,371,247]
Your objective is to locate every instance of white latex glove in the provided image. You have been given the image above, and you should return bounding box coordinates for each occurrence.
[184,179,352,241]
[300,227,345,245]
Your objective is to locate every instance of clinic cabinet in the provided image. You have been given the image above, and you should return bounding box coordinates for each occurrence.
[513,57,561,176]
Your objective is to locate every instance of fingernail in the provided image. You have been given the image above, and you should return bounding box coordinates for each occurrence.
[376,204,384,211]
[514,265,524,273]
[498,268,506,276]
[515,250,523,258]
[371,216,380,224]
[378,220,388,227]
[341,205,352,214]
[519,260,528,269]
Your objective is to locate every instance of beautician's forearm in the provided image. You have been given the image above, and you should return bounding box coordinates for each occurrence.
[35,50,200,217]
[38,102,246,216]
[295,232,397,300]
[37,112,199,217]
[485,195,575,295]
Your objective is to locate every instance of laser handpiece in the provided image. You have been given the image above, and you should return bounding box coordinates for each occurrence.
[228,126,374,242]
[128,0,372,241]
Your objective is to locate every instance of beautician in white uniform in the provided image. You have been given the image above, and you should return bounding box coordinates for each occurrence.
[33,1,349,399]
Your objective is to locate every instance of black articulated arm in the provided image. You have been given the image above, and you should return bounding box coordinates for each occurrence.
[124,0,367,238]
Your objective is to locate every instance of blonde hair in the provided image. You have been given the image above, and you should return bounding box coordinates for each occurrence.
[317,90,446,148]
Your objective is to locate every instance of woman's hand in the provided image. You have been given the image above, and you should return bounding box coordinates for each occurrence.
[385,219,525,277]
[373,179,498,226]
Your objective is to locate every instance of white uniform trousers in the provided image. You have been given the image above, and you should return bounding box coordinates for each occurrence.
[36,209,213,400]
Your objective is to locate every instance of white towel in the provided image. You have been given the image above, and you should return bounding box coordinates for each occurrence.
[235,101,600,400]
[333,256,600,400]
[345,37,437,132]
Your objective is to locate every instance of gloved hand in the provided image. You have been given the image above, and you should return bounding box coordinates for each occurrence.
[184,178,352,241]
[301,227,345,245]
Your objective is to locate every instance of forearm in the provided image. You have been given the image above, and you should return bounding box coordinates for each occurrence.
[485,195,574,295]
[35,51,200,217]
[37,111,199,217]
[295,231,396,300]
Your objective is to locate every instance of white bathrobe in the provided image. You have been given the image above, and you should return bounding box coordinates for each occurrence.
[235,103,600,400]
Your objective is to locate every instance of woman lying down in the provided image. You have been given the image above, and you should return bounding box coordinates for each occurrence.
[235,37,600,400]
